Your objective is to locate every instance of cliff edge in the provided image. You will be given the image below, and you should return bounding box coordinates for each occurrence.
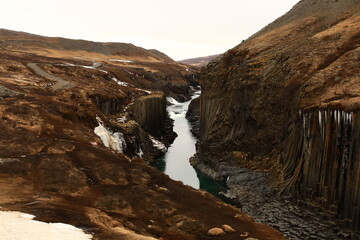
[197,0,360,238]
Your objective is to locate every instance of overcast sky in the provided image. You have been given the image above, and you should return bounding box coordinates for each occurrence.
[1,0,299,60]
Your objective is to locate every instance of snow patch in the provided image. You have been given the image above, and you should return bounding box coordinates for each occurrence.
[0,211,92,240]
[111,77,129,87]
[149,136,167,153]
[135,88,151,94]
[94,117,126,153]
[108,59,133,63]
[124,70,134,75]
[117,116,128,123]
[136,147,144,158]
[166,97,179,105]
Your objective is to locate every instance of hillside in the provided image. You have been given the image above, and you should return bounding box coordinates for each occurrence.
[179,54,220,67]
[0,29,200,101]
[0,29,284,240]
[194,0,360,239]
[0,29,173,62]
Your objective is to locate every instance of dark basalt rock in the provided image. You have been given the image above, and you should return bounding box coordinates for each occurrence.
[196,0,360,237]
[90,94,126,115]
[132,92,167,135]
[186,96,200,138]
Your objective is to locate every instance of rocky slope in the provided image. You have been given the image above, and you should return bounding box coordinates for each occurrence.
[0,29,199,101]
[195,0,360,239]
[0,30,284,239]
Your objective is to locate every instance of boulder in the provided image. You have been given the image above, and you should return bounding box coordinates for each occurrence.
[207,227,225,236]
[222,224,236,233]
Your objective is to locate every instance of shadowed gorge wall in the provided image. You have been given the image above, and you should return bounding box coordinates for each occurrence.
[132,93,167,135]
[283,110,360,228]
[197,0,360,230]
[90,94,126,115]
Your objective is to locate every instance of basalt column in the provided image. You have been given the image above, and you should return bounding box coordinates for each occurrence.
[283,110,360,229]
[132,92,167,135]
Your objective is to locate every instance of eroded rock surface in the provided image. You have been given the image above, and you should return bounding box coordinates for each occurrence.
[196,0,360,239]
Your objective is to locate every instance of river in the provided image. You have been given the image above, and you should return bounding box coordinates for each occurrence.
[151,91,232,202]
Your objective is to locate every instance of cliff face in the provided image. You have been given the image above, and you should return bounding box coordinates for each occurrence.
[186,96,200,137]
[198,0,360,231]
[283,110,360,228]
[132,93,167,135]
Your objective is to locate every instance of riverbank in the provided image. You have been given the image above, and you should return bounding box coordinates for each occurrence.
[191,154,360,240]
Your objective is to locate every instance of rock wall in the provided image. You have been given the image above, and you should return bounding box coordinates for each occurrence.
[197,0,360,234]
[186,96,200,138]
[283,110,360,229]
[90,94,125,115]
[132,92,167,135]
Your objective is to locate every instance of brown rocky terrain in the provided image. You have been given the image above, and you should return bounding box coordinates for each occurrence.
[0,28,199,101]
[193,0,360,239]
[0,29,284,239]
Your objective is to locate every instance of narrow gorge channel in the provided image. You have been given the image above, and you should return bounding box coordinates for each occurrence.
[151,92,230,200]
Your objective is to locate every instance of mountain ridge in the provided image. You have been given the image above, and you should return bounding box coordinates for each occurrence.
[0,28,174,63]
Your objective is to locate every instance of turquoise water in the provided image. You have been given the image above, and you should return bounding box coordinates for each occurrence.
[151,92,236,205]
[153,92,201,188]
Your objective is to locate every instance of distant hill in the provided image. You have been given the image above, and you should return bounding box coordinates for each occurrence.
[0,29,174,63]
[179,54,220,67]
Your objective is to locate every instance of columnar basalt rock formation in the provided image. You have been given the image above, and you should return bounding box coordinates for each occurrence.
[283,110,360,228]
[186,96,200,137]
[196,0,360,236]
[132,93,167,135]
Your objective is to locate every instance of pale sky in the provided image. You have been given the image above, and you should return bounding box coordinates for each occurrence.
[0,0,299,60]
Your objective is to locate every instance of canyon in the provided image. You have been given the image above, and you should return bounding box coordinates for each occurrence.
[1,0,360,239]
[191,0,360,239]
[0,29,283,239]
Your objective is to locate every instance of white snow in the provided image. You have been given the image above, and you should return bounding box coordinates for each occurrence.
[108,59,133,63]
[136,147,144,158]
[94,117,126,153]
[125,70,134,75]
[79,65,96,69]
[123,102,134,112]
[117,116,128,123]
[111,77,129,87]
[136,88,151,94]
[166,97,179,105]
[149,136,167,153]
[0,211,92,240]
[59,63,76,67]
[58,63,96,70]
